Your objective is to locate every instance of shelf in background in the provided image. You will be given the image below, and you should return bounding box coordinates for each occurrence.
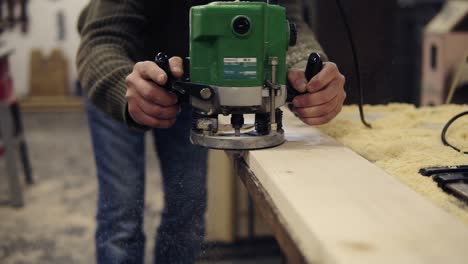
[19,96,83,112]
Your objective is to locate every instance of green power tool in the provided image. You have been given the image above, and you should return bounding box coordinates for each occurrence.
[155,1,322,150]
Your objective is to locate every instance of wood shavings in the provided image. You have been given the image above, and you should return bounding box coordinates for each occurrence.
[318,103,468,224]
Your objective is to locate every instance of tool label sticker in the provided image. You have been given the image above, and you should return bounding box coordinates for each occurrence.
[223,58,257,80]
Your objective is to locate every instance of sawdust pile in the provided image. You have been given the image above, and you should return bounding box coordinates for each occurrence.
[318,104,468,224]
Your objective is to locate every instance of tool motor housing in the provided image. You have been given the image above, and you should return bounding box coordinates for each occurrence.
[190,1,290,113]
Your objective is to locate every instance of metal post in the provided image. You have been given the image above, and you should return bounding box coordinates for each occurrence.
[0,103,24,207]
[270,57,278,131]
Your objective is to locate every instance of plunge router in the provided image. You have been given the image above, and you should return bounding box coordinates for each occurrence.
[155,1,322,150]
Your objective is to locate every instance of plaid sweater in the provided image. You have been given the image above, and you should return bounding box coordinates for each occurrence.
[77,0,326,128]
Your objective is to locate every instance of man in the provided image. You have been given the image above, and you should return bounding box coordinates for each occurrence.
[77,0,346,263]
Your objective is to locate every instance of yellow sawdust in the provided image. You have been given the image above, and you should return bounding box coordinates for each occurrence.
[318,103,468,224]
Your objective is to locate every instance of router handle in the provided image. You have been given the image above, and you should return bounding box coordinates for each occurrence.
[154,52,176,92]
[304,52,323,82]
[286,52,323,103]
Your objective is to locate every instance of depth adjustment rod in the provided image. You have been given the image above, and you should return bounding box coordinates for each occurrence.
[269,57,279,131]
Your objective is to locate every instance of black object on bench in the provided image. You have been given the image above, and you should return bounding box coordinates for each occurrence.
[419,166,468,204]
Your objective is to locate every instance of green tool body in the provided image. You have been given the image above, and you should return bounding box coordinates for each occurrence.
[190,2,290,89]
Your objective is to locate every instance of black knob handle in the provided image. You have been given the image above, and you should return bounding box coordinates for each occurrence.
[154,52,175,91]
[304,53,323,82]
[289,21,297,47]
[286,52,323,103]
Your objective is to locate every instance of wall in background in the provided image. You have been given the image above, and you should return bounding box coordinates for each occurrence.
[310,0,443,105]
[3,0,88,97]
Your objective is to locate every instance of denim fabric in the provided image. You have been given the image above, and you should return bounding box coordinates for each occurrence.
[85,99,208,264]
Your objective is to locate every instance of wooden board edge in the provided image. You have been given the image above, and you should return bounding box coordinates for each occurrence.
[235,155,308,263]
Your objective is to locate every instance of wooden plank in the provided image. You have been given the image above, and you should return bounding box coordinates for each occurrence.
[205,150,236,242]
[236,156,306,263]
[204,149,274,242]
[235,169,274,239]
[242,109,468,264]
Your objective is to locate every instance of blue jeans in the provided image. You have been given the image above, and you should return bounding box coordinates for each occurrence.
[85,99,208,264]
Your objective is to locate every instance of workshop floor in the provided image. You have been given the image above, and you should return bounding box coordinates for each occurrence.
[0,111,280,264]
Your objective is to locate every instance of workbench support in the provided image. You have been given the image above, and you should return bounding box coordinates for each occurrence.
[234,154,306,263]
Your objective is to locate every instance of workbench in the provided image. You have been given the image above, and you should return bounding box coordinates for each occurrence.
[233,106,468,263]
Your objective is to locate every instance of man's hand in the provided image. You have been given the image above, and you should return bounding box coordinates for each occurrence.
[288,62,346,126]
[125,57,183,128]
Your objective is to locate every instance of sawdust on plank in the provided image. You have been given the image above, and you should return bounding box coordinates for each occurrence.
[318,103,468,224]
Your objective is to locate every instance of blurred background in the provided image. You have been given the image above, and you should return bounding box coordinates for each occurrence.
[0,0,467,263]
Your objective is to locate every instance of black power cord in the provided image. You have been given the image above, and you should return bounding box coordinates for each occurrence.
[331,0,466,154]
[334,0,372,128]
[441,110,468,154]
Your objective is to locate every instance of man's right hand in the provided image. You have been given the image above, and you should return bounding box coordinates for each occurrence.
[125,57,183,128]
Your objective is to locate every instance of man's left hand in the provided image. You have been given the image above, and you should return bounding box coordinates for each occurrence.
[287,62,346,126]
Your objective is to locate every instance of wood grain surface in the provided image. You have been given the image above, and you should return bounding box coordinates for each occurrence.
[242,108,468,264]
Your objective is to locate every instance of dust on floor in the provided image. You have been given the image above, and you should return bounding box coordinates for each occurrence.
[0,112,163,264]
